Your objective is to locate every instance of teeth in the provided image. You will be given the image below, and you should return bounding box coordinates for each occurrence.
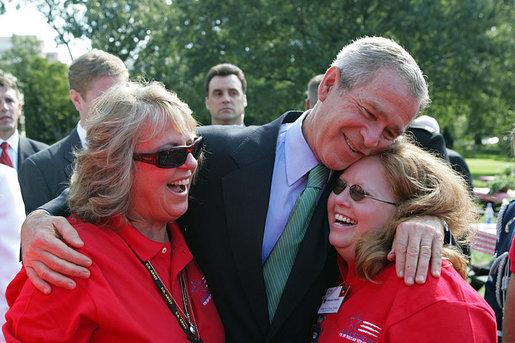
[345,135,358,153]
[335,213,357,225]
[170,178,190,186]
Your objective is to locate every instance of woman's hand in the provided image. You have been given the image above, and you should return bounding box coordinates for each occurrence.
[387,216,443,286]
[21,210,92,294]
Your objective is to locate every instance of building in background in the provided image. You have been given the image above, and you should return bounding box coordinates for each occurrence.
[0,35,58,62]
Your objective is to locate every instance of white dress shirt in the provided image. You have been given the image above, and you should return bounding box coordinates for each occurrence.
[1,131,20,171]
[262,111,322,263]
[0,163,25,332]
[76,121,87,149]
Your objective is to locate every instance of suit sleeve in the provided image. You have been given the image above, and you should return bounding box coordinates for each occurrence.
[18,157,53,215]
[39,188,71,217]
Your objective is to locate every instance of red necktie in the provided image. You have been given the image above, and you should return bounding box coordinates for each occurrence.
[0,142,13,167]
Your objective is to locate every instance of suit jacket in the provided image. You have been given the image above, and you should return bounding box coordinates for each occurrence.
[181,111,338,342]
[405,127,449,162]
[19,129,81,214]
[16,136,48,176]
[447,148,473,191]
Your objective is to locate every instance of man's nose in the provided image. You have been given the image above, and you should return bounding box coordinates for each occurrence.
[222,92,231,102]
[361,124,383,149]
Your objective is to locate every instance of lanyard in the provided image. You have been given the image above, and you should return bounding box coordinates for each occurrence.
[143,260,203,343]
[117,228,203,343]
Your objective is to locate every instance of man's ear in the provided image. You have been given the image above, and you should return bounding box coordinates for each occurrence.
[318,66,340,102]
[70,89,83,113]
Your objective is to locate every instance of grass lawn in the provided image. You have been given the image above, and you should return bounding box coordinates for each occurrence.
[466,157,514,188]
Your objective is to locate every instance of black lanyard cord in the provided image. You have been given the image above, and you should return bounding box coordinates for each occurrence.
[143,261,202,343]
[116,229,203,343]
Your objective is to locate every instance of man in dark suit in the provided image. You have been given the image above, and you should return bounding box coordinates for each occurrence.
[19,50,129,214]
[407,115,473,191]
[0,72,48,176]
[20,37,446,342]
[204,63,247,126]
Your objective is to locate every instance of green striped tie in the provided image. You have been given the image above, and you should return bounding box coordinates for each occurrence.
[263,163,329,321]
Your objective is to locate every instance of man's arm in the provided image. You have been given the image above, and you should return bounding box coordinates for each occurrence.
[21,190,92,294]
[387,216,444,285]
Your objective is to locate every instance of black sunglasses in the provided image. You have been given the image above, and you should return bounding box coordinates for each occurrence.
[332,179,397,206]
[133,136,203,168]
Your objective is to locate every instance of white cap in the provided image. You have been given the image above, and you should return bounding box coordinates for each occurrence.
[409,115,440,134]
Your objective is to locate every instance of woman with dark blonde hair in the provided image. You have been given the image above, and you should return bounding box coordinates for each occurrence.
[3,81,224,342]
[313,138,496,342]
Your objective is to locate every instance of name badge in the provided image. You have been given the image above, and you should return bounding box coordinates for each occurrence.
[317,283,350,314]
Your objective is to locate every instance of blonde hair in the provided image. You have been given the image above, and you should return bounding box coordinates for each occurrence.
[354,138,477,281]
[68,81,197,223]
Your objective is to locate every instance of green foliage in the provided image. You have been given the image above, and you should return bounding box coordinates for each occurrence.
[487,163,515,194]
[26,0,514,143]
[0,35,77,144]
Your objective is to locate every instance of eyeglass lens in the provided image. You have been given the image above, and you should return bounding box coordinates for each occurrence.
[332,179,396,205]
[159,137,203,168]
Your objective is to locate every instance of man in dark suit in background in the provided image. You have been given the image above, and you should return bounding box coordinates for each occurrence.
[21,37,446,343]
[407,115,473,191]
[0,72,48,176]
[204,63,247,126]
[19,50,129,214]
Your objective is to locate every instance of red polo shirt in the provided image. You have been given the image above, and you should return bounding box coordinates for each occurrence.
[314,257,496,342]
[3,215,224,342]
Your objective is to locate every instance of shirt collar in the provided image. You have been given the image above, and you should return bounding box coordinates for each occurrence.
[284,110,319,186]
[76,121,87,149]
[110,215,166,262]
[116,216,192,269]
[2,130,19,153]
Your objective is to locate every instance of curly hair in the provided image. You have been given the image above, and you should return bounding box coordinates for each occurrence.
[68,81,198,224]
[353,138,477,281]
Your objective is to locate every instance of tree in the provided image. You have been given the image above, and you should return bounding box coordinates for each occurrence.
[0,35,77,144]
[28,0,514,146]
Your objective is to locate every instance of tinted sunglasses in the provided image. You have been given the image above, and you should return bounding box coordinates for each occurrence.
[133,136,203,168]
[332,179,397,206]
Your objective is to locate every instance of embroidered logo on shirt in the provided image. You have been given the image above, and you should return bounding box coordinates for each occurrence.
[338,313,382,342]
[190,276,212,306]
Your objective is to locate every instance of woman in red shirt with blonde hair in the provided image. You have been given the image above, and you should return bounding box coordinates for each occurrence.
[3,81,224,343]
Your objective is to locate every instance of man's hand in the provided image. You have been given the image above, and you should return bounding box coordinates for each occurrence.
[387,216,443,286]
[21,210,92,294]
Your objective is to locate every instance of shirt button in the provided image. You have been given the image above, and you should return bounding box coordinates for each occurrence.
[162,247,167,254]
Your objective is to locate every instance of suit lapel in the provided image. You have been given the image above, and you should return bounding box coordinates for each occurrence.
[62,129,82,179]
[17,136,32,167]
[221,113,299,334]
